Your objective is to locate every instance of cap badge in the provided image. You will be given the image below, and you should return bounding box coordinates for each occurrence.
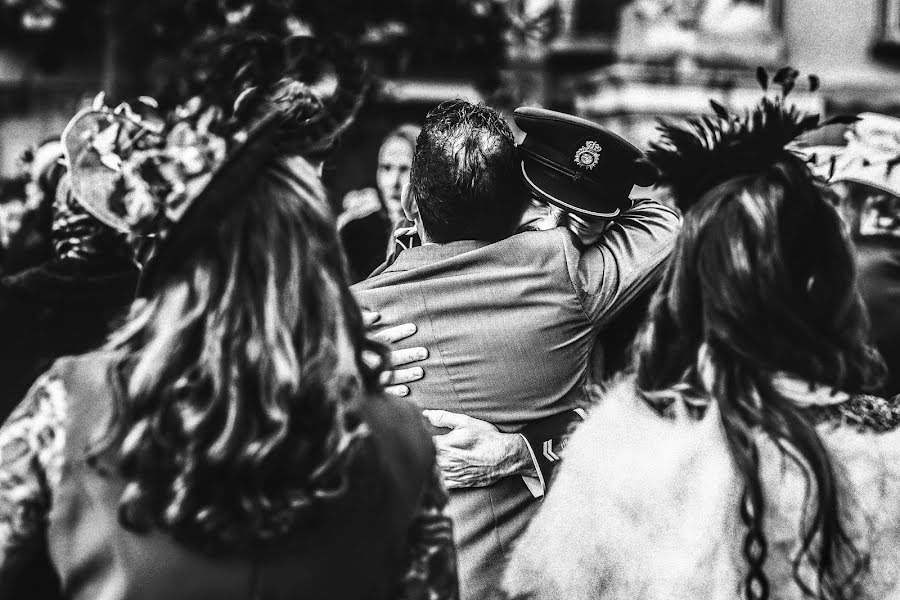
[574,141,602,170]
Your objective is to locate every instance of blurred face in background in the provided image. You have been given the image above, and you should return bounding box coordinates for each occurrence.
[376,136,414,223]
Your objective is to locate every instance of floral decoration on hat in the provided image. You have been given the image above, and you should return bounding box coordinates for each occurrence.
[574,140,602,171]
[647,66,855,212]
[61,92,234,251]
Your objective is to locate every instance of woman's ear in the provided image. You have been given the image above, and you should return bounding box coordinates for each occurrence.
[401,184,418,222]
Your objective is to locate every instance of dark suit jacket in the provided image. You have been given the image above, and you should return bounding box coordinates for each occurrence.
[352,199,680,600]
[339,210,392,284]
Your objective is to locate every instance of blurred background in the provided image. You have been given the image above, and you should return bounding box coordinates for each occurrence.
[1,0,899,216]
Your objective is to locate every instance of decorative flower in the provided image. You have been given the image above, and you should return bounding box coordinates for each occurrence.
[118,172,159,229]
[574,140,602,170]
[63,93,236,251]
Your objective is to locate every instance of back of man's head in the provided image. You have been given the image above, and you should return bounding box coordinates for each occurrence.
[410,100,525,243]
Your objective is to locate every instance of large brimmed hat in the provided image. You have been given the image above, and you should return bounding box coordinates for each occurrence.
[61,92,282,293]
[61,33,368,294]
[514,107,658,218]
[805,112,900,199]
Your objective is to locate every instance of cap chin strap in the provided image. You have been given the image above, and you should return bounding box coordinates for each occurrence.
[520,162,621,219]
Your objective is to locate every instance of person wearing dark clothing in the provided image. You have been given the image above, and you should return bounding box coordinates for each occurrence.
[0,259,137,423]
[339,124,420,282]
[340,208,394,282]
[0,158,139,600]
[0,163,140,424]
[0,255,137,600]
[856,237,900,396]
[0,94,457,600]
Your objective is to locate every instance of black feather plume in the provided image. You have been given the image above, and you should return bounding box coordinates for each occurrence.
[647,66,826,211]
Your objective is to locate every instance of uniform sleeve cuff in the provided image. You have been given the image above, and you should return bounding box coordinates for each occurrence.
[518,433,546,498]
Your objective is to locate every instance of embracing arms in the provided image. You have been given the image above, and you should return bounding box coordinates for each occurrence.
[569,198,681,327]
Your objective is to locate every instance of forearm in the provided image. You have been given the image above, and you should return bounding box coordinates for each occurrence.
[575,198,681,325]
[601,198,682,259]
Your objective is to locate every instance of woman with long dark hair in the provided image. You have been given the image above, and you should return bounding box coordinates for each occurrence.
[503,72,900,599]
[0,93,457,599]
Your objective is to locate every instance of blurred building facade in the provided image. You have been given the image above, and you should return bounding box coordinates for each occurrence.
[2,0,900,180]
[528,0,900,145]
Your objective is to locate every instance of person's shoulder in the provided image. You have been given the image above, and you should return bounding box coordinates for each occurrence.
[817,409,900,497]
[504,378,740,599]
[564,378,732,487]
[508,225,573,248]
[549,378,735,519]
[351,265,394,291]
[755,403,900,580]
[494,227,579,268]
[48,350,122,399]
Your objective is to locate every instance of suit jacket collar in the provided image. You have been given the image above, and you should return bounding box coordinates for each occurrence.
[383,239,493,273]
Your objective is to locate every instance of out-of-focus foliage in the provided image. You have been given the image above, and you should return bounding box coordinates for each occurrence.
[1,0,518,92]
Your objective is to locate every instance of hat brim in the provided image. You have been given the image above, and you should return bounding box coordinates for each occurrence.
[520,158,625,218]
[62,109,135,234]
[832,165,900,200]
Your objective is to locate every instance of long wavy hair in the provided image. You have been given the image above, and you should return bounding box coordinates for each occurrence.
[634,154,885,598]
[95,155,388,553]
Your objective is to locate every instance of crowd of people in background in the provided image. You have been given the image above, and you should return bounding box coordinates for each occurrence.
[1,30,900,600]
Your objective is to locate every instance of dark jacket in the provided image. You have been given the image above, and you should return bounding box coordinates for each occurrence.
[0,259,138,424]
[340,209,393,284]
[0,259,138,600]
[46,352,435,600]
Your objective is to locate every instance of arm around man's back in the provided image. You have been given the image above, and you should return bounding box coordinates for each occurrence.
[568,198,681,327]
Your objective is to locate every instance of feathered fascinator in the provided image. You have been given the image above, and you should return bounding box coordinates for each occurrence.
[647,67,856,211]
[177,31,368,158]
[61,91,281,289]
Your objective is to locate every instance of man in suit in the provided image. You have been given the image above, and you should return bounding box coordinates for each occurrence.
[353,100,681,600]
